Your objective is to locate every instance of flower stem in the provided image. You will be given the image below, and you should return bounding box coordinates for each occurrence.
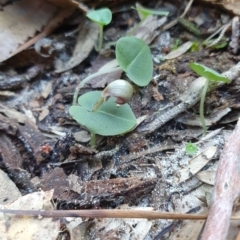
[127,18,145,36]
[90,132,96,147]
[92,97,104,112]
[199,78,209,136]
[95,25,103,52]
[72,66,121,105]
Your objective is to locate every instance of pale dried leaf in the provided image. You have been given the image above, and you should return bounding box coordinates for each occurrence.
[0,190,60,240]
[0,104,26,123]
[0,169,21,205]
[55,20,99,73]
[0,0,58,62]
[169,185,213,239]
[165,41,193,60]
[0,91,15,97]
[41,82,52,99]
[73,130,91,142]
[170,194,240,240]
[174,146,217,183]
[89,206,153,240]
[196,170,216,185]
[22,107,37,123]
[170,219,205,240]
[39,108,49,122]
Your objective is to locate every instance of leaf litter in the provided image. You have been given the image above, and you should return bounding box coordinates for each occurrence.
[1,0,240,239]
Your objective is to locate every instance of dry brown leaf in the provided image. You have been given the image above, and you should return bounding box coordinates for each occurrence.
[152,84,164,101]
[202,0,240,15]
[55,20,99,73]
[10,7,74,60]
[0,0,58,62]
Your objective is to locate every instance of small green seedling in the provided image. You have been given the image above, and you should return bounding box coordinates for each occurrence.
[129,3,168,35]
[133,3,169,20]
[203,37,228,49]
[86,8,112,51]
[185,142,198,155]
[72,36,153,105]
[70,36,153,146]
[189,62,230,135]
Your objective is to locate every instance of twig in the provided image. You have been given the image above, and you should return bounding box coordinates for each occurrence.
[1,208,240,221]
[201,118,240,239]
[120,144,176,162]
[0,209,225,220]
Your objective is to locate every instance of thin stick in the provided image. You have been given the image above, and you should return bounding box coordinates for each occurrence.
[90,132,96,147]
[95,25,103,52]
[1,209,240,220]
[199,78,209,135]
[163,0,194,31]
[0,209,209,219]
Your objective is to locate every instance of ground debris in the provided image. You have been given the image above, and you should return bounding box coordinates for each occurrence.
[55,175,157,209]
[0,133,22,168]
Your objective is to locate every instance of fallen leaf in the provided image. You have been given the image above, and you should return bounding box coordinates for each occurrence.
[202,0,240,16]
[197,170,216,185]
[152,84,164,101]
[73,130,91,143]
[89,205,153,240]
[55,20,99,73]
[41,82,52,99]
[0,104,26,123]
[39,108,50,122]
[174,146,217,183]
[0,0,58,62]
[165,41,193,60]
[0,190,60,240]
[0,169,21,205]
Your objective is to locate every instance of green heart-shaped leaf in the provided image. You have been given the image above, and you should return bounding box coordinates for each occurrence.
[116,36,153,86]
[86,8,112,26]
[189,62,230,83]
[69,91,136,136]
